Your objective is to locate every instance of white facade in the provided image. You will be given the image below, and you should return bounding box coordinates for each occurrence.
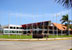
[2,24,24,35]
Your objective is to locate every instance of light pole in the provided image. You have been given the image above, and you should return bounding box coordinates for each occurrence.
[42,21,44,38]
[32,15,34,38]
[26,24,28,35]
[47,21,49,40]
[20,16,21,39]
[8,14,10,38]
[67,10,70,35]
[16,15,18,38]
[53,16,55,37]
[35,16,38,39]
[56,14,58,38]
[71,9,72,25]
[61,13,63,35]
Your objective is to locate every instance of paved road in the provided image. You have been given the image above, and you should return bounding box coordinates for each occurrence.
[0,40,72,50]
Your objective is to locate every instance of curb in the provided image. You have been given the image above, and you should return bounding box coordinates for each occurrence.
[0,37,72,41]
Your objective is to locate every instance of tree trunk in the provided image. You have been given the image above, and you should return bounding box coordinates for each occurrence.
[66,21,70,35]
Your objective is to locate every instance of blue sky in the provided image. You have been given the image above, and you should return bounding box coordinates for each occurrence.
[0,0,71,25]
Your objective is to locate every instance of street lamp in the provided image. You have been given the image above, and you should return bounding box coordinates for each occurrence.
[53,16,55,36]
[8,14,10,38]
[56,14,59,38]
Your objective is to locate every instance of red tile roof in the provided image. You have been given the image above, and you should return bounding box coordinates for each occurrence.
[52,23,72,31]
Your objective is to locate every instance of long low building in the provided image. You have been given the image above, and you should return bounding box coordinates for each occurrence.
[0,24,23,35]
[0,21,72,35]
[22,21,72,35]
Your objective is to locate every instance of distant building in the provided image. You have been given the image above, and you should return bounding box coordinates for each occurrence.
[1,24,23,35]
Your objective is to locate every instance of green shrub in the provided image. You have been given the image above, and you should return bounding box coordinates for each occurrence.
[70,48,72,50]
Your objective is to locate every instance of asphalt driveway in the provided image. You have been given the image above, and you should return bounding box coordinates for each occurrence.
[0,40,72,50]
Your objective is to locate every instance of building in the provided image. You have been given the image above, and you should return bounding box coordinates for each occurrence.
[0,21,72,35]
[53,23,72,35]
[22,21,72,35]
[0,24,23,35]
[22,21,51,35]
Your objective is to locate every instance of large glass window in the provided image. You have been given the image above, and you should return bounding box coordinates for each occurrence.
[5,30,9,33]
[19,31,23,33]
[4,30,23,34]
[12,31,15,33]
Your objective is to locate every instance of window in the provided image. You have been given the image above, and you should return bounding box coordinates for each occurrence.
[19,31,22,33]
[23,31,26,34]
[17,27,19,29]
[10,27,16,29]
[28,31,30,33]
[12,31,15,33]
[11,31,17,33]
[10,31,12,33]
[44,31,47,33]
[10,27,13,29]
[5,30,9,33]
[44,22,48,25]
[14,27,15,29]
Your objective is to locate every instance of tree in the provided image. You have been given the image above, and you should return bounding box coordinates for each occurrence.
[69,25,72,29]
[60,14,72,35]
[0,24,1,28]
[55,0,72,8]
[0,24,2,34]
[56,0,72,35]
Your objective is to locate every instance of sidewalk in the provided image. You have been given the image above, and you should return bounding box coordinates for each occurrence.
[0,37,72,41]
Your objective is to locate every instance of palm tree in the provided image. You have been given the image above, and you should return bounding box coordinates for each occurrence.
[69,25,72,29]
[60,14,68,24]
[55,0,72,8]
[60,14,72,35]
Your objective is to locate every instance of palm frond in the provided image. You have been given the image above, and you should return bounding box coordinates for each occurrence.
[68,25,72,29]
[60,14,69,24]
[61,21,65,24]
[63,0,69,7]
[56,0,72,8]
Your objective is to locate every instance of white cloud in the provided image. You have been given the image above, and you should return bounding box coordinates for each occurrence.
[54,9,71,16]
[9,9,71,18]
[9,13,34,17]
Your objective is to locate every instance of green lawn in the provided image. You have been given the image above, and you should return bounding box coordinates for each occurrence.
[48,35,72,38]
[0,35,72,39]
[0,35,32,39]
